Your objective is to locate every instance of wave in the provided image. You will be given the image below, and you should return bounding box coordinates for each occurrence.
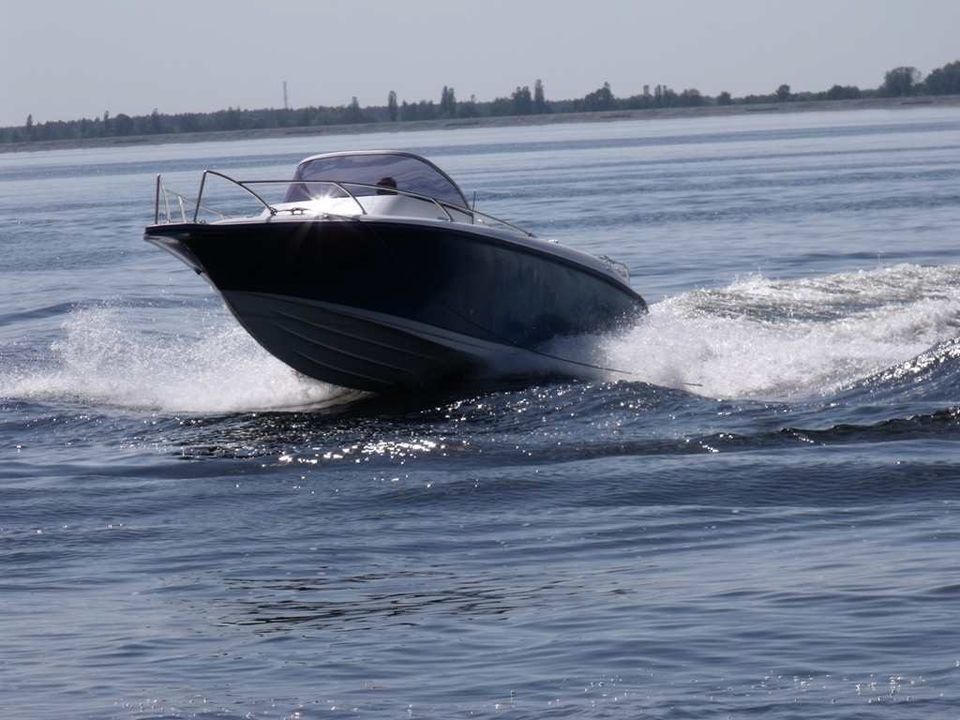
[550,263,960,400]
[0,307,349,413]
[2,263,959,415]
[834,335,960,404]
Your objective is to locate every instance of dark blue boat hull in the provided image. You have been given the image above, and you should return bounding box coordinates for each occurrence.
[145,218,646,391]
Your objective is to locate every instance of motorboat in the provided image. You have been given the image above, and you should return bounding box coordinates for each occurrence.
[144,151,647,392]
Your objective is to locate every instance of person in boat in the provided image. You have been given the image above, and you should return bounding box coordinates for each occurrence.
[376,176,398,195]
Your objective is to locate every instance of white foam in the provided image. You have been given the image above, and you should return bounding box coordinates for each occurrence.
[1,307,347,413]
[556,264,960,400]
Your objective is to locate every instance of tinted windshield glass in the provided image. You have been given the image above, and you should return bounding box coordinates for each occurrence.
[283,153,467,206]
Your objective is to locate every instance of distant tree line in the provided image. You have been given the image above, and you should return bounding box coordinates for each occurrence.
[5,59,960,145]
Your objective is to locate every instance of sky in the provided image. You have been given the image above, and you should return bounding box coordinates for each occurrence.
[2,0,959,128]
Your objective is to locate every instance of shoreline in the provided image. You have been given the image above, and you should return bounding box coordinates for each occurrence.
[3,94,960,155]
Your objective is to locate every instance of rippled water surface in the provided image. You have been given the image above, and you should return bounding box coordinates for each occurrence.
[2,109,960,718]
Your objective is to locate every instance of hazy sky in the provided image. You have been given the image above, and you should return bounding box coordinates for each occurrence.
[2,0,959,127]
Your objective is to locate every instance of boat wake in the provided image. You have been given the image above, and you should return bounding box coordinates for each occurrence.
[553,262,960,400]
[0,307,352,413]
[2,264,958,414]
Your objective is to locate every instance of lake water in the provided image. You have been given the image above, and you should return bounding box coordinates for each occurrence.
[2,108,960,718]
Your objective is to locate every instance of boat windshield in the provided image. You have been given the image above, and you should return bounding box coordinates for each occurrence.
[283,152,468,207]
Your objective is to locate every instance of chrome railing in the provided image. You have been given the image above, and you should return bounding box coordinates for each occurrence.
[152,171,534,237]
